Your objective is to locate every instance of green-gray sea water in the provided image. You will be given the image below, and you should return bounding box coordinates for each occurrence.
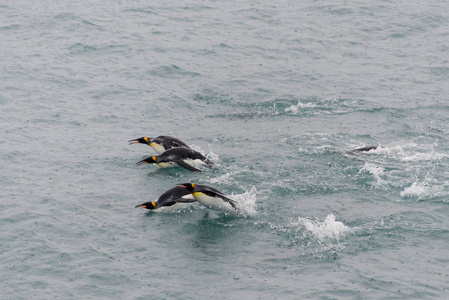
[2,1,449,299]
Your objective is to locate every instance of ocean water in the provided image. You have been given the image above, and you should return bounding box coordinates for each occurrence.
[2,0,449,299]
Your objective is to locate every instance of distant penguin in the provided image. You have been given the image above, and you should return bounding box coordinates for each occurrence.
[135,186,196,210]
[129,136,190,154]
[136,147,214,172]
[178,183,240,213]
[349,146,378,153]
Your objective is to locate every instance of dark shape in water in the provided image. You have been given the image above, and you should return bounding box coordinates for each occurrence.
[351,146,378,152]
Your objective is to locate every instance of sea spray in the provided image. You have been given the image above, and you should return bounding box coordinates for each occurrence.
[232,186,257,217]
[400,182,429,199]
[358,162,385,186]
[297,214,353,242]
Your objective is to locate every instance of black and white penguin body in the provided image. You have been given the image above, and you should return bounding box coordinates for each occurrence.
[135,186,196,210]
[178,183,240,213]
[129,136,190,154]
[136,147,214,172]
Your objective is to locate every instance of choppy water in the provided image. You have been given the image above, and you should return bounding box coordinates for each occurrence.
[2,0,449,299]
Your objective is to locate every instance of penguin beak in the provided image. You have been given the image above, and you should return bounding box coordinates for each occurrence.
[128,137,149,145]
[136,156,156,166]
[177,185,187,188]
[136,160,148,166]
[128,139,140,145]
[135,202,156,209]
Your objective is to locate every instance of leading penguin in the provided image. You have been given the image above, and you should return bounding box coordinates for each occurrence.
[177,183,240,213]
[135,186,196,210]
[136,147,214,172]
[129,135,190,154]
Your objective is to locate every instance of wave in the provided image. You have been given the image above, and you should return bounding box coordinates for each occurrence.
[361,143,449,162]
[277,98,382,116]
[358,162,385,186]
[203,97,383,120]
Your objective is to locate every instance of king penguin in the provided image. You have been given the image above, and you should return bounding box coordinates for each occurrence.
[136,147,214,172]
[129,136,190,154]
[135,186,196,210]
[177,183,240,213]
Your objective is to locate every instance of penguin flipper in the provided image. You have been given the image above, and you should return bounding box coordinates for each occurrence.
[222,197,239,211]
[176,198,197,203]
[164,198,196,205]
[160,196,196,207]
[176,160,202,172]
[206,191,240,212]
[176,194,197,203]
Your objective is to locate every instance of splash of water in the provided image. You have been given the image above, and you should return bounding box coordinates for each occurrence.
[400,182,429,199]
[359,162,385,185]
[284,100,317,114]
[364,143,447,162]
[232,186,258,217]
[297,214,352,242]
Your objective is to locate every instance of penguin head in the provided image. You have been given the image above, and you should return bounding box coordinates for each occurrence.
[178,183,195,192]
[129,137,151,145]
[135,201,157,210]
[129,137,166,153]
[136,156,157,166]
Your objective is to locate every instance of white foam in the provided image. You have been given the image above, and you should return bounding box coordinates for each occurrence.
[284,101,316,114]
[360,144,401,156]
[400,152,447,162]
[358,162,385,185]
[189,144,208,156]
[298,214,352,241]
[365,144,447,162]
[206,150,220,165]
[232,186,257,217]
[400,182,429,199]
[209,171,236,185]
[189,143,220,167]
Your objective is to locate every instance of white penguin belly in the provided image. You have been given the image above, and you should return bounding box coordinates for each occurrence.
[157,162,175,168]
[183,159,206,167]
[193,192,235,212]
[150,143,166,154]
